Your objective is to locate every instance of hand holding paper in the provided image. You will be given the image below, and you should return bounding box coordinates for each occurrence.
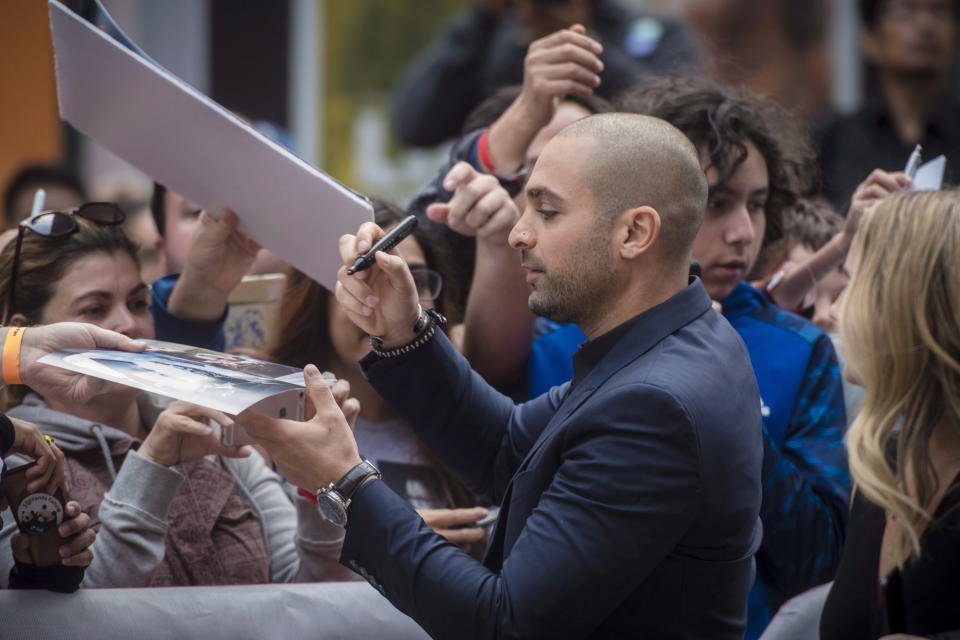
[139,401,252,467]
[169,208,260,322]
[239,365,362,493]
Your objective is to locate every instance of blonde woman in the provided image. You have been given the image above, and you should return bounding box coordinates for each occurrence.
[821,190,960,639]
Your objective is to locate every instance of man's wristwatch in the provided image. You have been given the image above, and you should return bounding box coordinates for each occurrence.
[315,459,381,526]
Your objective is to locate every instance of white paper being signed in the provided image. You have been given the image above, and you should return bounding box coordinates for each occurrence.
[48,1,372,290]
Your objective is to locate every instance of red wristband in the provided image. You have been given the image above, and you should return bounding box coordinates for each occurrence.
[477,128,495,172]
[297,487,318,505]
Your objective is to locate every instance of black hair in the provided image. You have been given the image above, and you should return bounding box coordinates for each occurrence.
[618,76,816,247]
[3,164,87,227]
[461,85,612,135]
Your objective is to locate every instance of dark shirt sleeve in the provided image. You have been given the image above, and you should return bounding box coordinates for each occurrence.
[341,381,700,640]
[362,330,562,501]
[149,274,227,351]
[757,334,850,604]
[392,9,502,147]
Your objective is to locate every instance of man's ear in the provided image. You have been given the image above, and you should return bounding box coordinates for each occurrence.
[9,313,29,327]
[618,206,660,260]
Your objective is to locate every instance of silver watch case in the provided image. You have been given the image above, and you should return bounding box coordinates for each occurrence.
[316,484,350,526]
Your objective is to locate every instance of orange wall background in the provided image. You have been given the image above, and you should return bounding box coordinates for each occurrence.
[0,0,62,224]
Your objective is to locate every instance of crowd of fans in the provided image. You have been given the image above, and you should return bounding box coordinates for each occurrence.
[1,0,959,638]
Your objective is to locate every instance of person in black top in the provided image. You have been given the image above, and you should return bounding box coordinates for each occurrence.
[392,0,700,147]
[821,189,960,639]
[817,0,960,212]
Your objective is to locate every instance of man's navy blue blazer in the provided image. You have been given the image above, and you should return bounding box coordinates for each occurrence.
[345,279,763,639]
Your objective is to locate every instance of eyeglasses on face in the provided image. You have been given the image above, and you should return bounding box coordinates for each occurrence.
[409,266,443,302]
[5,202,126,325]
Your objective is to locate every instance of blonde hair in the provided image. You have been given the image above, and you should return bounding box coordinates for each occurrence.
[841,190,960,566]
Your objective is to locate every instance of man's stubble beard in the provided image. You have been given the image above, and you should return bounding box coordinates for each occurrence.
[527,230,617,328]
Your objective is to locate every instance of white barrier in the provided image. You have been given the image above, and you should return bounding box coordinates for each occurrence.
[0,581,430,640]
[759,582,832,640]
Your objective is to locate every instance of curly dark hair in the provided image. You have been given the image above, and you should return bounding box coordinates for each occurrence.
[617,76,816,248]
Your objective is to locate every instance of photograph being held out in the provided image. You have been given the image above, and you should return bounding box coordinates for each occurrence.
[0,204,349,587]
[262,199,490,551]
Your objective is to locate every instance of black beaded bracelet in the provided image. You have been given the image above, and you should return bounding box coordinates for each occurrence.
[369,307,446,358]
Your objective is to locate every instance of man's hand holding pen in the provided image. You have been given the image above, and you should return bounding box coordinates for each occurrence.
[335,222,422,349]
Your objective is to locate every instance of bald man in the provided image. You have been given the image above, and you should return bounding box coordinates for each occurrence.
[242,114,764,639]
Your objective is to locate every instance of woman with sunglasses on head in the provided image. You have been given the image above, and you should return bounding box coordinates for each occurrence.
[266,200,490,551]
[0,203,347,587]
[820,190,960,639]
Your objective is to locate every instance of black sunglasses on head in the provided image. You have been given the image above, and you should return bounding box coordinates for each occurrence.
[5,202,126,324]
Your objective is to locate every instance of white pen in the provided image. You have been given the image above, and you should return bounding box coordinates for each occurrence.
[904,144,922,179]
[29,188,46,219]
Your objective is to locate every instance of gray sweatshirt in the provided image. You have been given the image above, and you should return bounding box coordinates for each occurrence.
[1,393,354,587]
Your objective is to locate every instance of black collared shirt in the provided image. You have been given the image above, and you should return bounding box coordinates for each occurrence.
[570,312,646,391]
[816,90,960,212]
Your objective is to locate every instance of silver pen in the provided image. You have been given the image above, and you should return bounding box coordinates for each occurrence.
[904,144,923,178]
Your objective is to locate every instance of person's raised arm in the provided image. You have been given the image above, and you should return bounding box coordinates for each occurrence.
[768,170,911,309]
[167,209,260,323]
[427,162,533,387]
[483,25,602,175]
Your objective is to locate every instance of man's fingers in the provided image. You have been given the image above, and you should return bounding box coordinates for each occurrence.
[198,210,232,242]
[174,404,233,428]
[329,377,352,407]
[64,500,82,518]
[537,60,601,87]
[863,168,909,193]
[436,527,487,545]
[59,527,96,559]
[534,78,596,98]
[856,184,893,203]
[83,324,146,353]
[235,410,281,442]
[25,457,53,493]
[419,506,489,529]
[171,414,215,436]
[445,180,487,231]
[222,208,241,229]
[373,251,417,294]
[465,188,508,231]
[425,203,451,225]
[58,510,90,538]
[354,222,387,254]
[442,162,478,191]
[304,365,341,420]
[534,25,602,55]
[530,44,604,75]
[342,398,361,429]
[335,281,375,318]
[338,233,360,267]
[62,548,94,567]
[337,265,379,302]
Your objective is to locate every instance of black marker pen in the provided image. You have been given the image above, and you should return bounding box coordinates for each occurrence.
[346,215,418,275]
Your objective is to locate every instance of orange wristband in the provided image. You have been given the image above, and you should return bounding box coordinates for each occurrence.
[3,327,26,385]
